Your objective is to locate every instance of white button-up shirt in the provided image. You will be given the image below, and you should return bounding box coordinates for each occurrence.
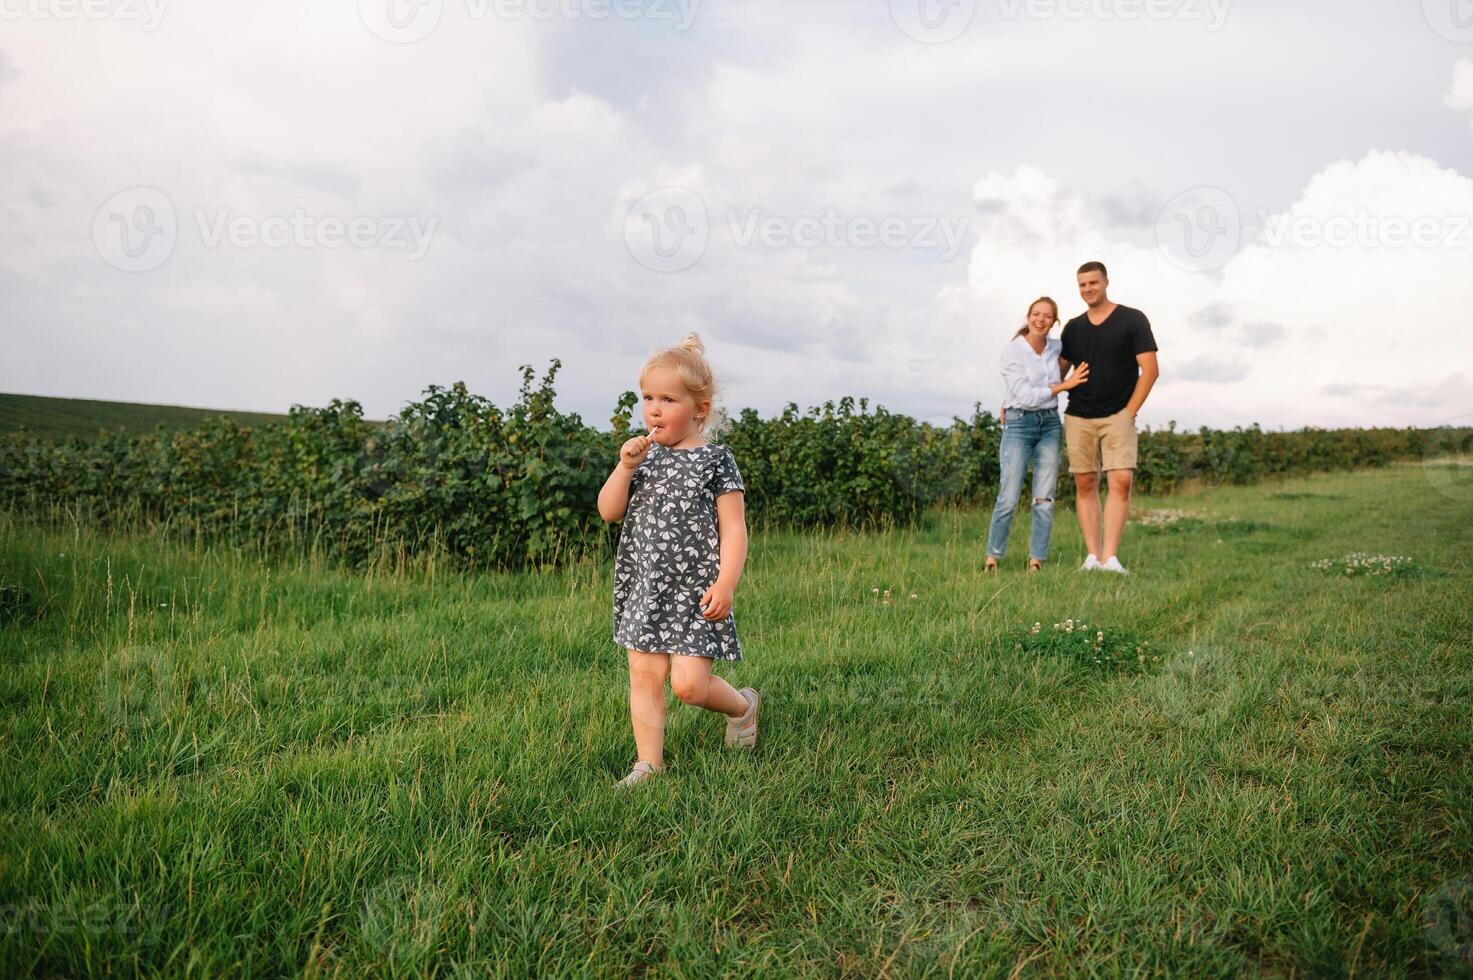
[1000,334,1062,411]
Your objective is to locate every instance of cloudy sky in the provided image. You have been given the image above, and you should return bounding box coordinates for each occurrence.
[3,0,1471,431]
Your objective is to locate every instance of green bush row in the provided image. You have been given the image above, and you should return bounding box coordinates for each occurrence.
[0,362,1454,570]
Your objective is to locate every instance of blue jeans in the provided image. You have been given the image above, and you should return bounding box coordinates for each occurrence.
[986,407,1062,561]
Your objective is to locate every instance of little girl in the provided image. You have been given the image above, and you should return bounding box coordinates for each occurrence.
[597,333,760,788]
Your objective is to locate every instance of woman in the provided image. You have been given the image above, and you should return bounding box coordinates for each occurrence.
[985,297,1089,572]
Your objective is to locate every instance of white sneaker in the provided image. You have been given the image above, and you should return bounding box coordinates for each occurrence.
[1080,554,1101,571]
[725,688,760,749]
[1099,556,1129,575]
[615,761,661,789]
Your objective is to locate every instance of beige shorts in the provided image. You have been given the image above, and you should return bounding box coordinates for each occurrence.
[1064,408,1137,474]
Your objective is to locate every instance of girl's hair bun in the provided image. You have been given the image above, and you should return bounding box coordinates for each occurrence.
[641,332,726,440]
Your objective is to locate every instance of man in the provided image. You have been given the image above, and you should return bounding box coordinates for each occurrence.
[1058,261,1160,574]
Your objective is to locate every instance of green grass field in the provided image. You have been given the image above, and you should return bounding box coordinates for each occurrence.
[2,462,1470,976]
[0,392,298,441]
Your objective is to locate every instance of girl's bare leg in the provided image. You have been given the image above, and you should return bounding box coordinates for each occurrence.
[669,654,749,717]
[627,649,670,767]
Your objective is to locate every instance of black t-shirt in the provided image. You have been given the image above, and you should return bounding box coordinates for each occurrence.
[1059,304,1158,418]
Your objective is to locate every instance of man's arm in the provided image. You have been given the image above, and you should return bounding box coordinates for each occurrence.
[1125,351,1159,419]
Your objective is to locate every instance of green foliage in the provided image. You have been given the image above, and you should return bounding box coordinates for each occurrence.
[1134,422,1434,493]
[0,362,1454,570]
[0,391,290,441]
[722,398,1003,527]
[1008,618,1157,673]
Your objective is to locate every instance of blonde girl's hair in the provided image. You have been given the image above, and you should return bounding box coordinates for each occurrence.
[640,332,729,441]
[1014,296,1060,338]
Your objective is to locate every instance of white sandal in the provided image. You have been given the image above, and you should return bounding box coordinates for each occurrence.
[615,761,661,789]
[724,688,760,749]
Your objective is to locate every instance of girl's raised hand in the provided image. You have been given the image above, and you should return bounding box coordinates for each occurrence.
[1066,361,1090,389]
[619,427,660,469]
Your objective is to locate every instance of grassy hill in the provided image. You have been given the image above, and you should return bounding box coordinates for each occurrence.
[1,462,1469,975]
[2,392,306,441]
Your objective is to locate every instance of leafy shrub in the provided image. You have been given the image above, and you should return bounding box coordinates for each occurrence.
[0,362,1457,571]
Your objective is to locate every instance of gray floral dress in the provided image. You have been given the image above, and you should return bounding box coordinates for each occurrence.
[613,443,745,660]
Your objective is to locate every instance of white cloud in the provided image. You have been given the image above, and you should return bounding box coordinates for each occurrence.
[1446,58,1473,127]
[2,4,1472,432]
[960,150,1473,429]
[1175,357,1250,384]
